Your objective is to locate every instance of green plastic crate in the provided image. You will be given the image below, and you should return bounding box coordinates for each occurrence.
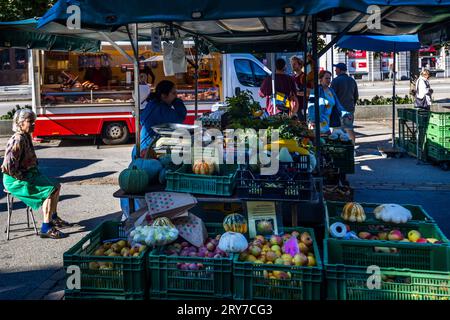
[325,201,435,224]
[427,141,450,162]
[405,108,429,127]
[324,240,450,300]
[233,227,323,300]
[429,112,450,127]
[427,124,450,138]
[64,221,148,300]
[427,133,450,149]
[166,164,237,196]
[148,223,233,300]
[322,143,355,174]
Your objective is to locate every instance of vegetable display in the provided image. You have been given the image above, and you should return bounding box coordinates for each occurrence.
[374,204,412,224]
[341,202,366,222]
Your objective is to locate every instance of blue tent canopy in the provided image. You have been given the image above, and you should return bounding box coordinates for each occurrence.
[37,1,450,53]
[337,35,421,52]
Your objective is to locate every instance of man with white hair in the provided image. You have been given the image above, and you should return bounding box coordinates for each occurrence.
[2,109,73,239]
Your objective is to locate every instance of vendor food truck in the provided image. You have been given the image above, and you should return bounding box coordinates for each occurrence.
[31,43,269,144]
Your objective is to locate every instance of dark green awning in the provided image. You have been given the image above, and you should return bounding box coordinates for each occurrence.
[0,19,100,52]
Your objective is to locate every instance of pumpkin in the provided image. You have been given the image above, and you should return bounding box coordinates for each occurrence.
[119,166,149,194]
[218,232,248,253]
[341,202,366,222]
[192,160,215,175]
[374,204,412,224]
[129,158,162,183]
[223,213,248,234]
[152,217,175,228]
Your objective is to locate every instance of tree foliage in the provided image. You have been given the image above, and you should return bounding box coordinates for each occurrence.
[0,0,55,21]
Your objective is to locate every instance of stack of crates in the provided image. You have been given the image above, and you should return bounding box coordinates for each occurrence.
[397,108,428,158]
[426,112,450,165]
[324,201,450,300]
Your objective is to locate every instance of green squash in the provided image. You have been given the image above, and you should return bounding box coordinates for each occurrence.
[129,158,162,183]
[119,166,149,194]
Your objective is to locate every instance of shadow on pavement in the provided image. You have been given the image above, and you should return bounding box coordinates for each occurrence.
[0,194,81,213]
[0,267,60,300]
[58,171,116,184]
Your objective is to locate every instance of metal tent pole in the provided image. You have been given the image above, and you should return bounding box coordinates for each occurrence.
[194,37,199,118]
[312,16,322,170]
[133,24,141,157]
[392,47,396,148]
[303,34,308,115]
[271,53,276,114]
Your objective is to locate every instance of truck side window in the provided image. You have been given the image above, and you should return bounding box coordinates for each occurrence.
[251,62,268,87]
[234,59,256,87]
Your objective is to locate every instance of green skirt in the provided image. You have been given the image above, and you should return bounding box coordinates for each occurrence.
[3,168,60,211]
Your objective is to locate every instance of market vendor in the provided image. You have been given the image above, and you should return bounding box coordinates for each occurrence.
[307,70,348,134]
[1,109,73,239]
[132,80,187,159]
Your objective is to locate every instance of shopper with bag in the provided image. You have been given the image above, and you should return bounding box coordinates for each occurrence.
[415,69,433,110]
[259,58,299,116]
[307,70,349,134]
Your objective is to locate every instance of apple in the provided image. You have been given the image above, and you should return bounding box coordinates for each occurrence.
[388,230,404,241]
[206,242,216,252]
[416,238,428,243]
[291,231,300,239]
[281,253,293,261]
[408,230,421,242]
[266,251,277,262]
[271,245,281,252]
[300,232,313,247]
[246,255,257,262]
[370,236,379,241]
[249,246,262,257]
[255,235,266,244]
[358,232,372,240]
[256,220,273,234]
[378,232,388,241]
[274,258,284,265]
[270,235,283,246]
[307,255,317,267]
[298,242,309,254]
[293,253,308,266]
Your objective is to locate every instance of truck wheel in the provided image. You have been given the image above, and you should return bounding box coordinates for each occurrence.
[102,122,129,145]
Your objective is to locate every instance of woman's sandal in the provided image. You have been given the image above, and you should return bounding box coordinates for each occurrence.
[40,227,67,239]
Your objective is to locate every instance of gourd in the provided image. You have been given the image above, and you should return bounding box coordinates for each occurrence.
[223,213,248,234]
[119,166,149,194]
[192,160,215,175]
[218,232,248,253]
[152,217,175,228]
[129,158,162,183]
[374,204,412,224]
[341,202,366,222]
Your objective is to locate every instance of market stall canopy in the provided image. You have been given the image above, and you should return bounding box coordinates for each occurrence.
[0,19,100,52]
[337,34,421,52]
[419,23,450,45]
[37,1,450,52]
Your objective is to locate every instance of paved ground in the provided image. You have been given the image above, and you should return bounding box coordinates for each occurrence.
[0,120,449,300]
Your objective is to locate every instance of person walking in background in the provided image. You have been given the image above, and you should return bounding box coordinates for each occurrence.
[331,63,359,144]
[415,69,433,110]
[259,58,299,116]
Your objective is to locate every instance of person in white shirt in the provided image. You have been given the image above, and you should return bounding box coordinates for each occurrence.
[415,69,433,109]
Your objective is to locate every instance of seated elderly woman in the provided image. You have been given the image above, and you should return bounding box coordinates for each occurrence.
[1,109,72,239]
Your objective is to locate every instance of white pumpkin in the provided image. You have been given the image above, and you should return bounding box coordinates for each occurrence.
[374,204,412,224]
[218,232,248,253]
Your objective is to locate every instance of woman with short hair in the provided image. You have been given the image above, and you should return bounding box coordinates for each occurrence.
[2,109,71,239]
[415,69,433,109]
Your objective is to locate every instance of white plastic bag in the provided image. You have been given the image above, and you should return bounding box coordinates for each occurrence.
[162,38,187,76]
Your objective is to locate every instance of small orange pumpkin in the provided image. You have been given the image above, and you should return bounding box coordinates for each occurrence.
[192,160,215,175]
[341,202,366,223]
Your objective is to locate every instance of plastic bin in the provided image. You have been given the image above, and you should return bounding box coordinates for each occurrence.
[165,164,237,196]
[233,227,323,300]
[428,112,450,127]
[64,221,148,300]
